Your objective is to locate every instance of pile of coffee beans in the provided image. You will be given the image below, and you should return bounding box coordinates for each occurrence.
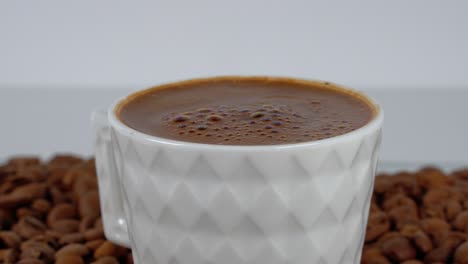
[1,155,468,263]
[0,155,132,264]
[363,167,468,264]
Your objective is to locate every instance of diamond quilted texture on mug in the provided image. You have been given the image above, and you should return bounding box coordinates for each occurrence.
[290,181,326,230]
[230,216,267,259]
[190,211,225,255]
[249,186,289,234]
[168,183,203,228]
[313,150,347,203]
[248,240,286,264]
[172,238,206,264]
[209,188,244,233]
[184,155,223,204]
[210,242,245,264]
[226,157,269,206]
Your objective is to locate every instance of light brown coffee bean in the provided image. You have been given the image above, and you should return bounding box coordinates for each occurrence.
[401,261,423,264]
[16,258,45,264]
[0,231,22,248]
[50,219,80,234]
[421,218,451,246]
[17,208,41,219]
[78,190,100,220]
[94,241,127,258]
[366,211,390,242]
[446,200,463,221]
[7,157,40,168]
[49,187,68,205]
[13,217,46,239]
[454,211,468,232]
[400,225,433,253]
[47,204,76,227]
[84,227,104,241]
[91,256,119,264]
[73,178,97,199]
[31,199,51,214]
[28,233,60,249]
[381,235,416,262]
[55,255,84,264]
[85,239,105,251]
[79,216,94,233]
[0,183,46,208]
[62,164,92,188]
[47,155,84,168]
[0,248,18,263]
[424,244,454,263]
[417,167,454,189]
[55,243,89,259]
[59,233,85,245]
[455,241,468,264]
[94,218,103,229]
[361,247,391,264]
[20,241,55,263]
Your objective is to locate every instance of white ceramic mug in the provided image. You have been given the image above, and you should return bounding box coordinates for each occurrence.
[92,77,383,264]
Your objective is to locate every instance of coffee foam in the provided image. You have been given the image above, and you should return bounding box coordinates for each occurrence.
[162,103,353,144]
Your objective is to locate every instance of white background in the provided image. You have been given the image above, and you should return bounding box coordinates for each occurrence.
[1,0,468,89]
[1,0,467,168]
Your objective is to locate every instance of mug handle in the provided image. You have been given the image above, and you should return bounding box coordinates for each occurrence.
[91,110,130,247]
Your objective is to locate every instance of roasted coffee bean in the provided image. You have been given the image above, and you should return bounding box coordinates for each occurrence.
[94,241,126,258]
[20,241,55,263]
[0,248,18,263]
[421,218,451,246]
[91,256,119,264]
[78,191,100,220]
[13,217,47,239]
[50,219,80,234]
[84,227,104,241]
[380,235,416,262]
[400,225,433,253]
[0,183,46,208]
[455,241,468,264]
[55,243,89,259]
[47,204,76,226]
[55,255,84,264]
[366,211,390,242]
[47,155,84,168]
[0,231,22,248]
[49,187,68,205]
[79,216,95,233]
[361,247,391,264]
[16,258,45,264]
[85,239,105,251]
[31,199,51,214]
[17,207,41,219]
[58,233,85,245]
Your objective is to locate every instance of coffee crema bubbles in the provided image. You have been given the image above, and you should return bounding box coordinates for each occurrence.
[163,103,355,144]
[117,77,375,145]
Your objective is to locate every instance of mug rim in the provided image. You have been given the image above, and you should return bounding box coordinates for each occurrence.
[108,76,384,151]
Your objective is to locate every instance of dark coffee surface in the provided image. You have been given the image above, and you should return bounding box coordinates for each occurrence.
[117,77,375,145]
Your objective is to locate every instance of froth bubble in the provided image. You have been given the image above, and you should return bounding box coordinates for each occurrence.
[197,108,213,113]
[172,115,190,122]
[206,115,223,122]
[197,125,208,130]
[250,112,265,118]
